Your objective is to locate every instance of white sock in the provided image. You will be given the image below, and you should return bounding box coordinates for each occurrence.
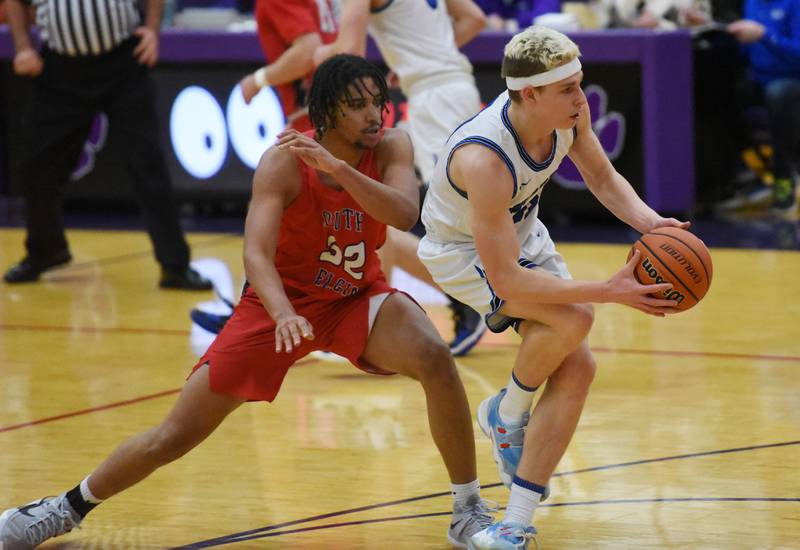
[80,476,104,504]
[498,372,538,425]
[503,476,544,526]
[451,479,480,507]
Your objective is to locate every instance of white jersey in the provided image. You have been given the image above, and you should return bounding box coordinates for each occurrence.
[369,0,474,97]
[422,90,576,250]
[418,91,576,330]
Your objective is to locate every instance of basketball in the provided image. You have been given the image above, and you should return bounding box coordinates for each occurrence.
[627,227,713,311]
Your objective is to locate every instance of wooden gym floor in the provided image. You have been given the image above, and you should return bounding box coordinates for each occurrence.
[0,227,798,549]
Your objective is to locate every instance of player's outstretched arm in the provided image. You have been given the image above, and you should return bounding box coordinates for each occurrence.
[240,32,322,104]
[312,0,370,67]
[277,128,419,230]
[568,102,690,234]
[454,145,676,314]
[244,147,314,353]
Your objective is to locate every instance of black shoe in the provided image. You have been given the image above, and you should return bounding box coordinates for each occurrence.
[159,267,213,290]
[3,251,72,283]
[448,298,487,357]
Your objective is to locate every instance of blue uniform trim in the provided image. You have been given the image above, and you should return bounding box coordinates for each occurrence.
[370,0,395,13]
[512,475,548,496]
[476,259,538,334]
[446,136,518,199]
[511,371,539,393]
[446,93,502,143]
[501,99,557,172]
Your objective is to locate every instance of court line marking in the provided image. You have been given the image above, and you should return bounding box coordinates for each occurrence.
[43,234,239,273]
[0,324,190,336]
[175,498,800,547]
[174,440,800,548]
[479,342,800,363]
[2,322,797,363]
[0,389,182,434]
[0,359,318,434]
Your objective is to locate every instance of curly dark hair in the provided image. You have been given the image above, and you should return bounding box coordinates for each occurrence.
[308,54,390,138]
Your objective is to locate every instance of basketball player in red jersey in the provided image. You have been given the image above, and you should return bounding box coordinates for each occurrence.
[239,0,339,131]
[0,55,495,549]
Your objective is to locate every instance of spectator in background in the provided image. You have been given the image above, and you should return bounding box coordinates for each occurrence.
[729,0,800,215]
[594,0,711,29]
[3,0,212,289]
[478,0,562,32]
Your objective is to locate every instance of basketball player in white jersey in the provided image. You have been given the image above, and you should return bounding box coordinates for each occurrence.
[313,0,490,358]
[418,26,689,549]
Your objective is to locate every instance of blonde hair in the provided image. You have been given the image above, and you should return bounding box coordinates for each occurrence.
[502,26,581,90]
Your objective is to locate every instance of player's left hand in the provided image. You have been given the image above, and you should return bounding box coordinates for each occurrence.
[277,129,344,174]
[647,217,690,233]
[134,27,159,67]
[274,313,315,354]
[727,20,766,43]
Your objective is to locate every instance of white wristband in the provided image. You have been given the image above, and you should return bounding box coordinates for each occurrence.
[254,67,269,89]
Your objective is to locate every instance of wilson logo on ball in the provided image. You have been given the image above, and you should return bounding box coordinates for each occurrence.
[641,257,686,304]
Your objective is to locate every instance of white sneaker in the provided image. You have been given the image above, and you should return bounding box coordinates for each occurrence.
[448,496,497,548]
[0,494,81,549]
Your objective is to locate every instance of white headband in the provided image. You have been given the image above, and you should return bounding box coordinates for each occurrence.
[505,58,582,90]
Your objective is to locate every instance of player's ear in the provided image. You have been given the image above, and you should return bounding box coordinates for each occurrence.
[522,86,538,103]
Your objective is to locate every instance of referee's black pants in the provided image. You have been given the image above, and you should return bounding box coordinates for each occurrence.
[19,37,190,270]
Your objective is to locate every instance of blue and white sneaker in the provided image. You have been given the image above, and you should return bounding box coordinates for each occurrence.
[476,391,551,500]
[467,520,538,550]
[449,299,487,357]
[477,389,528,488]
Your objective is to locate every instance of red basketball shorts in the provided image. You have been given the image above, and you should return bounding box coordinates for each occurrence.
[191,280,396,402]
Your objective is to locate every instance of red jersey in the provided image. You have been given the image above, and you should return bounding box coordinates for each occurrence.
[193,140,408,402]
[255,0,338,131]
[246,141,387,303]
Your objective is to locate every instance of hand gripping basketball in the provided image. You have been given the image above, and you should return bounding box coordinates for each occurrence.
[607,250,678,316]
[627,227,713,312]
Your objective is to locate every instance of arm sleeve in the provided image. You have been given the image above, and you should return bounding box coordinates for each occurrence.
[263,0,319,44]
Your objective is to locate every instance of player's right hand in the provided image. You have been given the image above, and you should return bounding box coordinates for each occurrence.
[606,250,679,317]
[13,48,43,77]
[274,313,315,353]
[277,129,344,174]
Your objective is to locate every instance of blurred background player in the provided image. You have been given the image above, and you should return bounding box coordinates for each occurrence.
[314,0,490,356]
[239,0,339,131]
[3,0,211,289]
[417,27,687,549]
[0,55,494,550]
